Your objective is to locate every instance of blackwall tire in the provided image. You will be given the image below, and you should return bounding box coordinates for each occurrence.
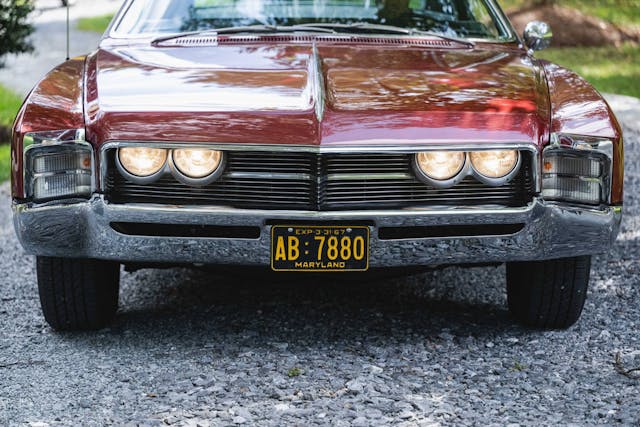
[36,257,120,331]
[506,256,591,329]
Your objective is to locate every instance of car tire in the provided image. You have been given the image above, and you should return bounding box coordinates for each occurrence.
[506,256,591,329]
[36,257,120,331]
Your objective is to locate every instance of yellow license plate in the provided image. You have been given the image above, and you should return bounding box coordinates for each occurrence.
[271,226,370,272]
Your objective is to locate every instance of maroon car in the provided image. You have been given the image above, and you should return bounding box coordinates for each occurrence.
[12,0,623,331]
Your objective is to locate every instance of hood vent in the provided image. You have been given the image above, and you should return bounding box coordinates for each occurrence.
[156,34,455,48]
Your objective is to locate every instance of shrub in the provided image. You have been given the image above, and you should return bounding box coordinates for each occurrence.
[0,0,34,66]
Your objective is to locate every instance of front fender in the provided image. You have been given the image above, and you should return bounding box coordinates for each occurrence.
[11,56,86,199]
[541,61,624,205]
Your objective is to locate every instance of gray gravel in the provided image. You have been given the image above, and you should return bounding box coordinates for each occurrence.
[1,95,639,425]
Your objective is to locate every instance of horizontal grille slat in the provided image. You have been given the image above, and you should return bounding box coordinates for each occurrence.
[105,150,536,210]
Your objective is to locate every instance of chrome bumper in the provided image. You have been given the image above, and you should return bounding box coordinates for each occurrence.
[13,197,622,267]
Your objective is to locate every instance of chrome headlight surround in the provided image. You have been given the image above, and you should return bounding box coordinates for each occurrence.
[412,151,470,188]
[108,143,226,187]
[115,147,169,184]
[542,133,613,206]
[22,129,94,203]
[413,148,523,189]
[168,148,226,186]
[470,150,522,186]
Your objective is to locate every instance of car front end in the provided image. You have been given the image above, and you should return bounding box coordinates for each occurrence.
[12,0,623,330]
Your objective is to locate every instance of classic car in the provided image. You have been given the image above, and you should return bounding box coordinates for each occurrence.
[12,0,623,331]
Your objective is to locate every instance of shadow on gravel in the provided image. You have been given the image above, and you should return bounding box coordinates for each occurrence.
[86,265,520,347]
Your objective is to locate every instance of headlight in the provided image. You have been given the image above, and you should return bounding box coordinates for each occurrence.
[470,150,519,179]
[118,147,167,177]
[172,148,223,180]
[415,151,466,182]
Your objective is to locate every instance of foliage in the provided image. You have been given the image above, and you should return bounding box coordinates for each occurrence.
[0,0,34,64]
[498,0,640,27]
[77,14,114,33]
[538,44,640,98]
[0,144,10,183]
[0,84,22,129]
[287,367,303,378]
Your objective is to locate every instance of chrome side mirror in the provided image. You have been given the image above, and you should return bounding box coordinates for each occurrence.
[523,21,553,52]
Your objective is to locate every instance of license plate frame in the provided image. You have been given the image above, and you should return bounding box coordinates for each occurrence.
[271,225,370,272]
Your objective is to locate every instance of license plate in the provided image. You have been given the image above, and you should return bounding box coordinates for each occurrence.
[271,226,370,272]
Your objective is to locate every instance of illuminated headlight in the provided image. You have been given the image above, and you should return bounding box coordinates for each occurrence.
[117,147,167,178]
[542,151,605,205]
[415,151,466,184]
[25,144,92,202]
[171,148,223,183]
[470,150,519,179]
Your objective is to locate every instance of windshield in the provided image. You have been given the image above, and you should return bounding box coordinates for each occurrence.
[114,0,509,39]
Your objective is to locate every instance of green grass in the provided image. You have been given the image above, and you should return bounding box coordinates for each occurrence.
[498,0,640,28]
[0,145,10,183]
[77,14,114,33]
[537,43,640,98]
[0,84,22,130]
[0,84,20,182]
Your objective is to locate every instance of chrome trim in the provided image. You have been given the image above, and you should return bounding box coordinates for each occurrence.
[227,171,312,181]
[470,150,522,187]
[13,197,622,266]
[327,172,413,181]
[310,42,325,122]
[546,133,615,204]
[23,130,94,201]
[412,149,525,189]
[115,148,169,185]
[168,149,226,186]
[413,152,470,189]
[99,141,541,192]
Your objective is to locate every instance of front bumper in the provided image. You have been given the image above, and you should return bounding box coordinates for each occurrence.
[13,197,622,267]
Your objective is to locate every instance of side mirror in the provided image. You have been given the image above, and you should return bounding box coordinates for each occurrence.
[523,21,553,52]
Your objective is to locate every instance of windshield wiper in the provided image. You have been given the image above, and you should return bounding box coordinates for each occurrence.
[293,23,475,47]
[152,24,336,44]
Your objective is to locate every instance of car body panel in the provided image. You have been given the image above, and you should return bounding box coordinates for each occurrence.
[542,61,624,204]
[11,57,86,199]
[82,41,550,150]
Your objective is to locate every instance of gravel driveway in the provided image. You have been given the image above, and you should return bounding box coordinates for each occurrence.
[1,96,639,426]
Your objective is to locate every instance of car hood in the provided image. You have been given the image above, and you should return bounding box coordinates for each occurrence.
[85,41,550,147]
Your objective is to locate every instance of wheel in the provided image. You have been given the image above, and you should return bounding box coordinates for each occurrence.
[36,257,120,331]
[506,256,591,329]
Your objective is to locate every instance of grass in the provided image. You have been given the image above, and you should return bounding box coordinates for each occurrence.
[0,84,21,182]
[537,43,640,98]
[0,145,10,183]
[498,0,640,28]
[0,84,22,130]
[77,14,114,33]
[287,367,303,378]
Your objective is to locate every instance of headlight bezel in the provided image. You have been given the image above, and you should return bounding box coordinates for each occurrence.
[116,147,169,183]
[169,148,225,186]
[413,151,469,188]
[470,150,522,186]
[413,148,523,189]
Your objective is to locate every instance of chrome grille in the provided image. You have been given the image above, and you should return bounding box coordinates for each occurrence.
[105,151,536,210]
